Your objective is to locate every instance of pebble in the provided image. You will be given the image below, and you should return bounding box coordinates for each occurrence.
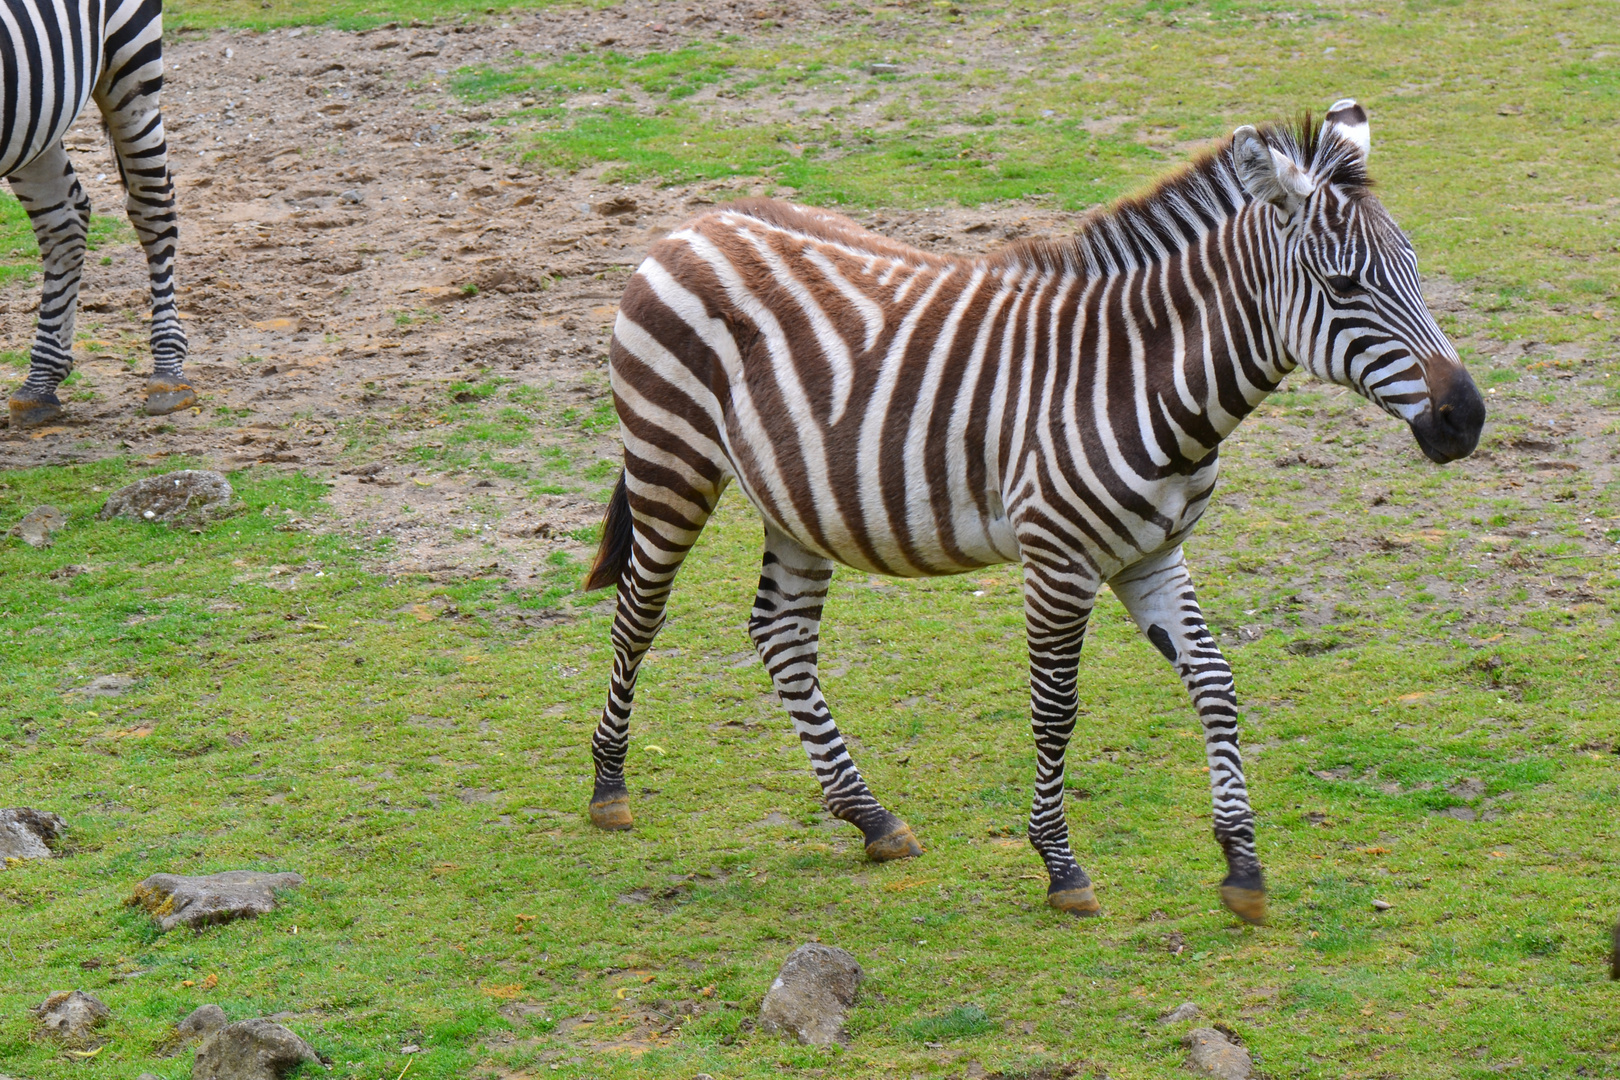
[1372,899,1393,911]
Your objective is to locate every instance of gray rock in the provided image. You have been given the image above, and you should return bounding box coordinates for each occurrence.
[191,1018,320,1080]
[139,1074,164,1080]
[1184,1027,1252,1080]
[66,674,136,698]
[758,943,863,1047]
[340,189,363,204]
[159,1004,231,1055]
[0,808,65,860]
[1159,1001,1201,1024]
[30,990,110,1045]
[10,505,66,547]
[129,871,305,931]
[98,470,234,526]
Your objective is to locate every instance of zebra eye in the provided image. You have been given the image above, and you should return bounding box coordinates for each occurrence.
[1325,274,1362,296]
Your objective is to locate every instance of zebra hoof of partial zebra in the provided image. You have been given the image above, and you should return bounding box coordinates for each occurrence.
[863,823,923,862]
[1047,885,1101,917]
[144,377,198,416]
[1219,884,1268,926]
[589,795,634,831]
[8,392,65,429]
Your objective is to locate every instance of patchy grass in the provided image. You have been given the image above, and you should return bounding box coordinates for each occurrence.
[2,409,1619,1079]
[2,1,1620,1078]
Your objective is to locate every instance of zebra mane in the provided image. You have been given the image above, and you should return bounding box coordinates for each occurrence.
[998,113,1374,278]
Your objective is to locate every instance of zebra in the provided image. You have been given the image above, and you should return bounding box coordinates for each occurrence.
[3,0,193,429]
[580,99,1484,924]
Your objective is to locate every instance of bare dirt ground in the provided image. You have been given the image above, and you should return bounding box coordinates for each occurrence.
[1,4,1615,597]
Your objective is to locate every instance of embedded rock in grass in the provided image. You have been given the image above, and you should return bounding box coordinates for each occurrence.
[30,990,111,1046]
[758,943,863,1047]
[67,674,136,699]
[159,1004,230,1056]
[1183,1027,1252,1080]
[10,505,66,547]
[98,470,235,526]
[190,1018,320,1080]
[129,871,305,932]
[0,807,66,860]
[1159,1001,1201,1024]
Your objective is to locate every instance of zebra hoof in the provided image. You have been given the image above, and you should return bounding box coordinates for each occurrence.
[589,795,633,831]
[1047,885,1101,917]
[8,392,64,429]
[863,823,922,862]
[1219,884,1267,926]
[144,377,197,416]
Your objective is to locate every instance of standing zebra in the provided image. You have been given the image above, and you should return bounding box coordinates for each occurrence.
[581,100,1484,923]
[3,0,193,428]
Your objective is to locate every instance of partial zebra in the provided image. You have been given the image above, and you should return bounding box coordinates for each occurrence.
[582,100,1484,923]
[3,0,193,428]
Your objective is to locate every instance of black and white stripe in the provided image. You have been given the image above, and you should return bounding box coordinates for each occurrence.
[581,99,1484,921]
[3,0,194,428]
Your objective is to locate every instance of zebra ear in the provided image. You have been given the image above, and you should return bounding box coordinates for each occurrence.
[1324,98,1371,158]
[1231,125,1315,215]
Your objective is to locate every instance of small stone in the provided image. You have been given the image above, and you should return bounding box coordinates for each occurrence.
[1184,1027,1252,1080]
[400,1045,420,1054]
[1372,899,1393,911]
[868,62,900,74]
[191,1018,320,1080]
[49,563,89,579]
[128,870,305,932]
[30,990,111,1046]
[0,807,66,860]
[67,674,136,698]
[592,194,638,217]
[758,943,863,1047]
[1159,1001,1201,1023]
[98,470,234,526]
[10,505,66,547]
[340,189,363,203]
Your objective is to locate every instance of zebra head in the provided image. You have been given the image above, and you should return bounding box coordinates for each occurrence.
[1231,100,1485,464]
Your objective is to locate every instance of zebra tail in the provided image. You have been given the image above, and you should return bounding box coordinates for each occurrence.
[99,117,130,190]
[583,470,633,592]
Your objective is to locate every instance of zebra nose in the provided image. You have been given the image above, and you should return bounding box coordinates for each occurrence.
[1435,366,1485,447]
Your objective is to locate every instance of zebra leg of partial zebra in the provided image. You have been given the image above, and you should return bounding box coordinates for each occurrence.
[586,473,717,831]
[1111,547,1266,925]
[6,145,92,429]
[1020,558,1102,916]
[94,36,193,417]
[750,526,922,862]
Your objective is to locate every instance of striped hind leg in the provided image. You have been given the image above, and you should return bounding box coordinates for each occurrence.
[6,144,92,429]
[1019,555,1102,915]
[93,22,192,417]
[1111,547,1265,925]
[750,525,921,862]
[587,471,719,831]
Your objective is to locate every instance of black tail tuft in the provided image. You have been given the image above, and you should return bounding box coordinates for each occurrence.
[583,471,632,593]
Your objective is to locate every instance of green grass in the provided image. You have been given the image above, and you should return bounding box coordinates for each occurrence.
[2,434,1618,1078]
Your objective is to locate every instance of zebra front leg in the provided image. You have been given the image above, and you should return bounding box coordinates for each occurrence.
[1020,558,1101,915]
[5,145,92,429]
[1112,547,1265,925]
[94,31,192,417]
[750,526,921,862]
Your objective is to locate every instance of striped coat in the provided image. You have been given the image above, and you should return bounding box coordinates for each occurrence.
[583,102,1485,922]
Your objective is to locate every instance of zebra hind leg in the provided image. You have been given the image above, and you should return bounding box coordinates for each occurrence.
[1019,558,1101,915]
[585,472,716,831]
[94,46,193,417]
[750,526,921,862]
[1111,548,1266,925]
[6,145,92,429]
